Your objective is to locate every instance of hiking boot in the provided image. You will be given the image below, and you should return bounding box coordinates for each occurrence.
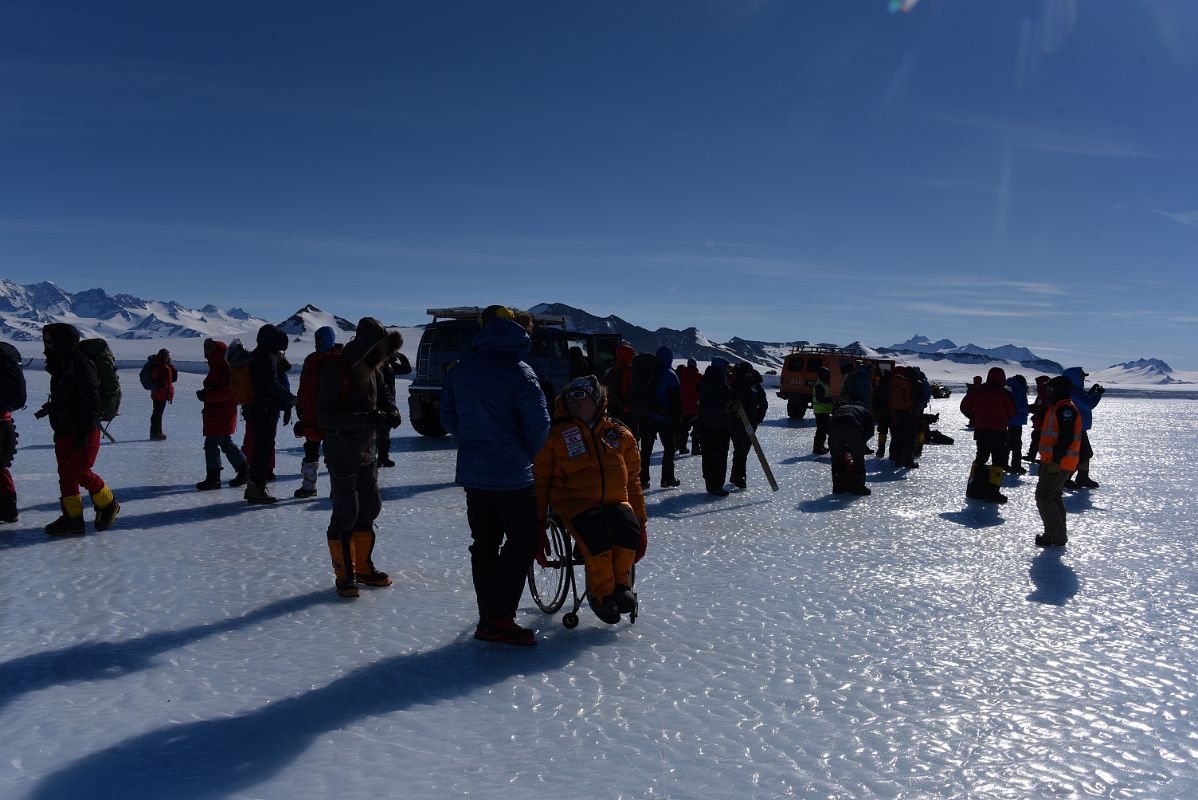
[1064,479,1079,490]
[335,579,360,598]
[1076,476,1099,489]
[731,477,747,489]
[904,461,919,469]
[588,594,621,625]
[377,457,396,468]
[293,486,317,498]
[150,433,167,441]
[0,494,17,524]
[244,482,278,504]
[228,468,249,488]
[94,500,120,532]
[812,447,829,455]
[196,469,222,491]
[660,477,681,489]
[474,617,537,646]
[45,514,85,536]
[355,568,392,587]
[849,485,872,495]
[613,585,637,614]
[1035,533,1067,547]
[706,486,729,497]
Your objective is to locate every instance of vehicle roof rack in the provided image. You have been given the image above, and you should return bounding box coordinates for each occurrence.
[425,307,566,326]
[785,344,867,356]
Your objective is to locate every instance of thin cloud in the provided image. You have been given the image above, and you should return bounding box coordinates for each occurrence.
[905,302,1034,318]
[1152,209,1198,227]
[926,112,1157,160]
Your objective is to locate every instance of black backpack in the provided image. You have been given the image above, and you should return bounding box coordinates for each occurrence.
[626,353,663,417]
[138,359,158,391]
[0,342,26,412]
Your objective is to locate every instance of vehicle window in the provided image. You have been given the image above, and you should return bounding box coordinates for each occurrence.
[787,356,805,371]
[431,322,475,353]
[807,357,823,371]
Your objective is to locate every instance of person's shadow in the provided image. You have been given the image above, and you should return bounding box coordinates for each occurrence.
[0,590,339,713]
[1026,548,1079,605]
[939,503,1006,529]
[28,628,605,800]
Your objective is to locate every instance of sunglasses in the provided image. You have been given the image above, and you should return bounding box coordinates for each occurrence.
[565,389,592,400]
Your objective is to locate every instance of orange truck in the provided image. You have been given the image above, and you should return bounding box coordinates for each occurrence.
[776,345,894,418]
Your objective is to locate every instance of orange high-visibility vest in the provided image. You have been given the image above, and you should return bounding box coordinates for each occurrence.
[1039,399,1082,471]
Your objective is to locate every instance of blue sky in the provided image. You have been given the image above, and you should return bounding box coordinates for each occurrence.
[2,0,1196,369]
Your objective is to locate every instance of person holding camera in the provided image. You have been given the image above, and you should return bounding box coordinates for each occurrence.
[316,317,403,599]
[1062,367,1104,490]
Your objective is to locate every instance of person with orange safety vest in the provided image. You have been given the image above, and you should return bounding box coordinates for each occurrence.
[1034,375,1082,547]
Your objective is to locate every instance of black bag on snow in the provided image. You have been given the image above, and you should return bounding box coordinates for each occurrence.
[626,352,663,417]
[0,342,27,412]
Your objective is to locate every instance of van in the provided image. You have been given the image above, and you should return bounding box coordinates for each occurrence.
[776,345,894,418]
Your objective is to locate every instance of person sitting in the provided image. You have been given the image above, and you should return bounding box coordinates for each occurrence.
[533,375,648,625]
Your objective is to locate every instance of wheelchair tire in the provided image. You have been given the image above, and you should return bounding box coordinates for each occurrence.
[527,516,571,614]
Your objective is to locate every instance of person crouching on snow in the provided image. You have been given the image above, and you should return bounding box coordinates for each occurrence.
[534,375,648,625]
[828,398,874,495]
[316,317,402,598]
[36,323,119,535]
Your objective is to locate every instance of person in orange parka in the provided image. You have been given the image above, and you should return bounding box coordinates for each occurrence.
[534,375,648,625]
[195,339,249,490]
[147,348,178,441]
[675,357,702,456]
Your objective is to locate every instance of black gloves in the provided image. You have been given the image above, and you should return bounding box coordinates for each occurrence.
[283,406,293,426]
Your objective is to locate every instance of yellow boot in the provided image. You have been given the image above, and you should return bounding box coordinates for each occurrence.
[326,535,358,598]
[90,486,120,532]
[987,466,1008,504]
[351,530,392,587]
[45,495,85,536]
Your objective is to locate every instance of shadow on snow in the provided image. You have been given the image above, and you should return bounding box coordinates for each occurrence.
[1026,548,1079,605]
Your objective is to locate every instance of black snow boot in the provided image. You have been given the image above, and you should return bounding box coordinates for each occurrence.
[196,469,222,491]
[228,467,249,488]
[0,493,17,524]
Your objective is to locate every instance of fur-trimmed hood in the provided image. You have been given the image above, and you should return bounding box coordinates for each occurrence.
[342,317,402,386]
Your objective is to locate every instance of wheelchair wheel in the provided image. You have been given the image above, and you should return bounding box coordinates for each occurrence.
[527,516,571,614]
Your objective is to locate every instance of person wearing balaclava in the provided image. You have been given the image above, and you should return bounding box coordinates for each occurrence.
[36,323,119,535]
[243,324,295,504]
[292,326,338,499]
[316,317,402,598]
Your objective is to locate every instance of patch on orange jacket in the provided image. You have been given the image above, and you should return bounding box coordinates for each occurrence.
[562,426,587,457]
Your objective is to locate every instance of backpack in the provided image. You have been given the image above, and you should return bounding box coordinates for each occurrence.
[226,339,255,405]
[0,342,27,412]
[626,352,663,417]
[77,338,121,422]
[296,350,341,429]
[138,359,158,391]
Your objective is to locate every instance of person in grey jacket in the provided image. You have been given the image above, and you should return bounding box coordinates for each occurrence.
[441,305,551,646]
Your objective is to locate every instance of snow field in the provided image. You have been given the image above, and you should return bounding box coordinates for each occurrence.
[0,369,1195,799]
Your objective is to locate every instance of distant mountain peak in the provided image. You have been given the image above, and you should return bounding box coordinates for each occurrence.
[1109,357,1172,373]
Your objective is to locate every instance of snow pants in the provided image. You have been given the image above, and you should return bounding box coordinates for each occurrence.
[243,409,279,485]
[1035,468,1069,543]
[204,434,247,472]
[1005,425,1024,470]
[813,412,830,452]
[730,423,753,484]
[465,486,539,621]
[890,410,917,466]
[54,429,104,497]
[638,417,676,487]
[240,412,277,475]
[829,420,867,492]
[565,503,639,604]
[150,399,167,437]
[699,427,731,492]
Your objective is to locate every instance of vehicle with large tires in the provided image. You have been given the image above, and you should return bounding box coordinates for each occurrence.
[776,345,894,418]
[407,307,623,438]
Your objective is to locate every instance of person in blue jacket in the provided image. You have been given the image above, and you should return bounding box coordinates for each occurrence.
[1004,374,1030,475]
[441,305,551,646]
[1062,366,1104,489]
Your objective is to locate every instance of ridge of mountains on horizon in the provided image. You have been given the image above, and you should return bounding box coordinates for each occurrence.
[0,280,1182,382]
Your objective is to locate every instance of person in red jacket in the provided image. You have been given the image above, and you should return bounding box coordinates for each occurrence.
[292,326,339,498]
[674,358,702,456]
[601,343,638,435]
[146,348,178,441]
[195,339,249,490]
[960,366,1016,503]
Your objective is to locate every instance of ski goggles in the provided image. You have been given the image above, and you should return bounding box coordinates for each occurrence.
[565,389,592,400]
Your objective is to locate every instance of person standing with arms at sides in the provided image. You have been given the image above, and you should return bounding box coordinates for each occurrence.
[960,367,1015,503]
[675,358,702,456]
[292,326,338,498]
[376,349,410,468]
[811,366,833,455]
[143,348,177,441]
[602,343,638,436]
[1062,366,1104,490]
[441,305,551,646]
[696,358,733,497]
[1035,375,1081,547]
[244,324,295,505]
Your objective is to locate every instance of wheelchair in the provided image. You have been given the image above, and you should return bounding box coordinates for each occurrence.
[527,514,637,629]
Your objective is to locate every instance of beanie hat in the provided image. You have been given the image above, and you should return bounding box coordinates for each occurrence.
[315,326,336,354]
[564,375,603,406]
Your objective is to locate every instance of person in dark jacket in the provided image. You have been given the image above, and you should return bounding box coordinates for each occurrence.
[696,358,733,496]
[441,305,551,646]
[601,343,638,435]
[829,399,874,495]
[872,368,892,459]
[292,326,338,498]
[1062,366,1104,490]
[375,350,411,468]
[887,366,919,469]
[637,346,683,490]
[195,339,249,490]
[1035,375,1081,546]
[35,323,119,535]
[1024,375,1051,462]
[729,362,769,489]
[244,324,295,504]
[0,345,20,524]
[146,348,178,441]
[960,366,1016,503]
[317,318,402,598]
[1004,374,1030,475]
[675,358,702,456]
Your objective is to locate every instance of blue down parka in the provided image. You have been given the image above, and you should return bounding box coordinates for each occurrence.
[441,319,551,491]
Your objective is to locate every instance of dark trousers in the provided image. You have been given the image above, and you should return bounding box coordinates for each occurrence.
[699,427,731,491]
[1035,468,1069,540]
[303,439,322,463]
[150,399,166,435]
[54,429,104,496]
[972,428,1008,467]
[0,419,16,498]
[829,421,867,491]
[638,417,676,486]
[244,408,279,485]
[465,486,539,621]
[730,423,753,482]
[376,426,392,461]
[676,415,698,453]
[1005,425,1024,469]
[813,412,830,452]
[327,459,381,535]
[890,410,917,466]
[204,434,247,472]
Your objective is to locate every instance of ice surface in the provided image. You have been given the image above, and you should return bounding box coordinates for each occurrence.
[1,371,1196,799]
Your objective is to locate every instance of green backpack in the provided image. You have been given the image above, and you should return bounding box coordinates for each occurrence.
[78,338,122,422]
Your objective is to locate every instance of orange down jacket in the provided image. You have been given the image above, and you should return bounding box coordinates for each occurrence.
[534,411,647,528]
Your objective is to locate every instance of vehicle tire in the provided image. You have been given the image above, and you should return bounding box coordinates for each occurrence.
[410,414,448,438]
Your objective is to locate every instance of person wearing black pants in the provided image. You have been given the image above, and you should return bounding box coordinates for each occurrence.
[465,487,540,620]
[244,324,294,504]
[696,358,733,496]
